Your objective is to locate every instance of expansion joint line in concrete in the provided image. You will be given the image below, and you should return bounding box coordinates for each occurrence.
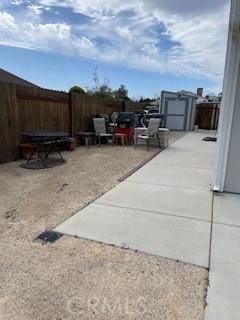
[124,180,210,192]
[208,191,215,270]
[95,202,211,224]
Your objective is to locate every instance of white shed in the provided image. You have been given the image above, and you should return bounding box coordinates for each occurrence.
[160,90,198,131]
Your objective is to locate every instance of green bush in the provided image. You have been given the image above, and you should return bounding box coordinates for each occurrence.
[69,86,85,94]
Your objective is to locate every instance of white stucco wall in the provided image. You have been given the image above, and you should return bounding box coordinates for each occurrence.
[213,0,240,193]
[224,60,240,193]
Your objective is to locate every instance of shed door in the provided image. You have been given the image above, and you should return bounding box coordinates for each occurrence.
[165,98,189,130]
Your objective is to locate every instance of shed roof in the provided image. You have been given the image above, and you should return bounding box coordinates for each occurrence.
[177,90,198,98]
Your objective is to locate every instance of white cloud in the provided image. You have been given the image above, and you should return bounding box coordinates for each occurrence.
[27,4,43,16]
[159,7,230,80]
[11,0,24,5]
[0,0,231,89]
[0,11,18,33]
[39,0,139,18]
[141,0,228,15]
[38,0,230,80]
[0,11,95,54]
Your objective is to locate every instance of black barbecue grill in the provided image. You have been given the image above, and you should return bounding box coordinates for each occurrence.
[116,112,134,128]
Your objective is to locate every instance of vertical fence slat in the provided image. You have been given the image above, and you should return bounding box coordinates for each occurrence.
[0,82,18,163]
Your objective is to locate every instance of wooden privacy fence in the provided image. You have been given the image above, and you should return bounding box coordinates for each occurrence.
[195,103,220,130]
[0,82,126,164]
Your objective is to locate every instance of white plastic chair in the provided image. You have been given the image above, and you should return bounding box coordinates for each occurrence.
[135,118,161,151]
[93,118,112,146]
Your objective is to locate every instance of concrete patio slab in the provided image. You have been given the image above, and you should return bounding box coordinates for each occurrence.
[127,164,212,190]
[171,133,216,146]
[55,203,211,267]
[56,131,214,269]
[175,139,216,147]
[137,131,216,171]
[97,181,212,221]
[150,154,214,169]
[205,268,240,320]
[213,192,240,227]
[210,223,240,269]
[146,146,214,169]
[173,136,216,147]
[152,145,215,158]
[205,222,240,320]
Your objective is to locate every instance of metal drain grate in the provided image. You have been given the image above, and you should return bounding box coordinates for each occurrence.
[35,230,63,244]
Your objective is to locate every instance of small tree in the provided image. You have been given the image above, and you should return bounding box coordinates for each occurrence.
[87,65,114,99]
[86,66,131,101]
[113,85,129,101]
[96,83,113,99]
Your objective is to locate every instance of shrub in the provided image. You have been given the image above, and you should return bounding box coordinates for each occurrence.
[69,86,85,94]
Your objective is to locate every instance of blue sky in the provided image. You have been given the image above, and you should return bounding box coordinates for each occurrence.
[0,0,230,98]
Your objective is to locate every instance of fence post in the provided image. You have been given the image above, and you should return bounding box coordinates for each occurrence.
[0,82,19,163]
[122,100,126,112]
[69,92,74,137]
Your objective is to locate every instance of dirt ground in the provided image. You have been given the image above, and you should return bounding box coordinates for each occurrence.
[0,133,208,320]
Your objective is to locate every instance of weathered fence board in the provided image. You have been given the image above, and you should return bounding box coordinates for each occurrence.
[195,103,220,130]
[0,82,19,163]
[72,92,124,133]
